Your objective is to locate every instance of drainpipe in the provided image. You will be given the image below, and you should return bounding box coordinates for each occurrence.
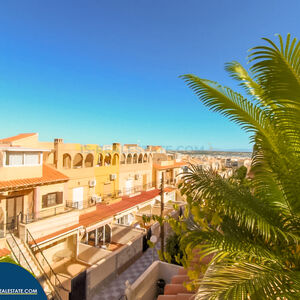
[95,228,98,247]
[103,225,106,246]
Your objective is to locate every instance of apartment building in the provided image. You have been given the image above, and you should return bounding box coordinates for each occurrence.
[0,133,187,299]
[150,148,186,188]
[119,144,153,196]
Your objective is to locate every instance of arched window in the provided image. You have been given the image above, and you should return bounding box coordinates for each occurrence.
[97,154,103,166]
[104,154,111,166]
[138,153,143,163]
[148,154,152,163]
[73,153,83,168]
[47,152,54,165]
[85,153,94,167]
[143,154,148,163]
[126,154,132,164]
[133,153,138,164]
[121,154,126,164]
[63,153,72,168]
[112,154,119,165]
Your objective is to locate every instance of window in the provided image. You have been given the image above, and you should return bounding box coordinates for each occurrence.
[6,152,23,166]
[5,151,41,166]
[42,192,63,208]
[24,152,40,165]
[117,215,129,225]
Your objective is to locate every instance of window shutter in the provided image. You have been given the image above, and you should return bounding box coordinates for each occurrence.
[42,195,48,208]
[57,192,63,204]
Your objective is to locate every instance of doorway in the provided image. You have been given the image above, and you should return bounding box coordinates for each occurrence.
[72,187,84,209]
[6,196,23,230]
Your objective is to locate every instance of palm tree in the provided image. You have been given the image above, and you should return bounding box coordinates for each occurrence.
[177,34,300,299]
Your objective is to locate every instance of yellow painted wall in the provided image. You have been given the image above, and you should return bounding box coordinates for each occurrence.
[119,162,152,194]
[94,152,119,197]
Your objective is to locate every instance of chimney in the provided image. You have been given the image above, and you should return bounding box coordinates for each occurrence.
[54,138,64,168]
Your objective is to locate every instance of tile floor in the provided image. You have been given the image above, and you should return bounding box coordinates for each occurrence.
[91,244,159,300]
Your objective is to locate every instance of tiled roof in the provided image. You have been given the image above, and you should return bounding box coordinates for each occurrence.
[153,162,187,170]
[29,224,81,245]
[79,189,161,228]
[0,133,36,144]
[164,187,176,193]
[0,248,11,258]
[0,164,69,191]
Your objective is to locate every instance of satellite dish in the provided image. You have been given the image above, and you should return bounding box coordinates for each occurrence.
[150,235,157,243]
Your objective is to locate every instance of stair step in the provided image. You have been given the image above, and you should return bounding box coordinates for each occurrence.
[8,233,58,298]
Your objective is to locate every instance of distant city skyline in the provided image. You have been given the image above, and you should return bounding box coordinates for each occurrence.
[0,0,299,151]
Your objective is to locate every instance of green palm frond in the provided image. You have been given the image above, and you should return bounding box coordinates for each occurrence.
[176,34,300,300]
[225,61,267,106]
[196,262,300,300]
[249,34,300,107]
[181,166,297,243]
[179,75,269,138]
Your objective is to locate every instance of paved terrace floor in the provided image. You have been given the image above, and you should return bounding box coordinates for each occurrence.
[91,244,160,300]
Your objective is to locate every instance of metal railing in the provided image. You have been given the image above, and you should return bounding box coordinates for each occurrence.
[26,229,70,299]
[6,228,58,300]
[20,206,74,225]
[6,229,35,274]
[65,182,157,209]
[122,182,155,196]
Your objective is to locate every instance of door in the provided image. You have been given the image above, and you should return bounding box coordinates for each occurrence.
[103,182,112,197]
[125,179,133,195]
[7,196,23,229]
[7,198,15,227]
[143,174,147,189]
[72,187,84,209]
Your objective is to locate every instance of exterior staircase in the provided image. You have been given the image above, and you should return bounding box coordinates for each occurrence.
[6,230,63,300]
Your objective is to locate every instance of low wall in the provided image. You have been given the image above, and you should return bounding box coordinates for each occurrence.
[86,232,144,299]
[78,243,111,265]
[86,251,117,298]
[19,210,79,241]
[126,261,181,300]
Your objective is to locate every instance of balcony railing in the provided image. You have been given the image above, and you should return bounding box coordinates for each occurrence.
[122,182,154,196]
[20,206,74,225]
[66,191,123,209]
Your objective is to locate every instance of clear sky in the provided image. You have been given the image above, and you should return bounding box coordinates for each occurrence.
[0,0,299,151]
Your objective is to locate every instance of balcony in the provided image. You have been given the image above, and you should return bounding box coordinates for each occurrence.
[122,182,154,197]
[20,205,74,224]
[125,261,182,300]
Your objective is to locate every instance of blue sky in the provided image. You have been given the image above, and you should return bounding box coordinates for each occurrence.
[0,0,299,151]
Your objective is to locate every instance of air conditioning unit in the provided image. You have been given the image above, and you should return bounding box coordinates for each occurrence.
[91,195,102,203]
[135,174,140,180]
[89,179,96,187]
[110,174,117,181]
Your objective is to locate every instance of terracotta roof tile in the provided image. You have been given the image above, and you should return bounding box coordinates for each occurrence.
[79,189,161,227]
[0,164,69,191]
[164,187,176,193]
[0,248,11,258]
[0,133,36,144]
